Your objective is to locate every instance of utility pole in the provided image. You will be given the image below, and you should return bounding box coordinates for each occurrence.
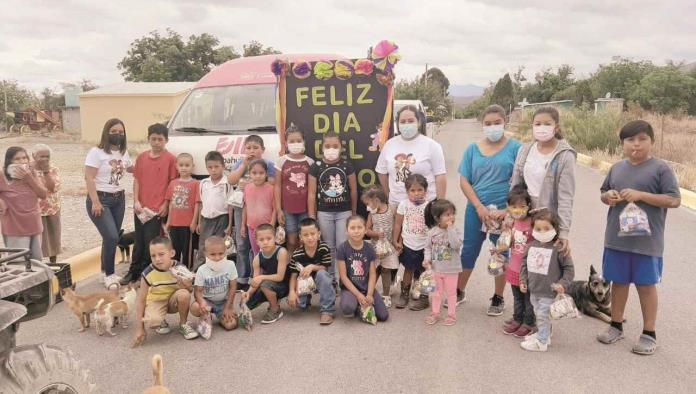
[424,63,429,87]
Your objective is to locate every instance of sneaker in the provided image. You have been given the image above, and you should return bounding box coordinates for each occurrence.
[99,272,106,283]
[119,272,134,286]
[319,314,334,325]
[512,324,536,338]
[487,295,505,316]
[178,323,199,340]
[597,326,625,344]
[521,336,548,352]
[524,330,552,346]
[382,295,392,308]
[196,316,212,340]
[409,294,430,311]
[395,284,410,309]
[503,320,522,335]
[444,290,467,308]
[632,334,657,355]
[156,320,171,335]
[104,274,122,290]
[261,308,284,324]
[443,316,456,326]
[425,313,438,325]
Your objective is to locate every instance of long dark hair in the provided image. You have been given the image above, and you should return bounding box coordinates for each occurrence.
[424,198,456,228]
[532,106,563,140]
[98,118,127,154]
[396,104,425,135]
[3,146,27,180]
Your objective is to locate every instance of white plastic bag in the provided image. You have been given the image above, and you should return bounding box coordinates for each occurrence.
[618,202,651,237]
[374,238,395,259]
[136,207,157,224]
[293,263,317,296]
[224,235,236,256]
[170,265,195,281]
[275,226,286,245]
[550,294,580,320]
[227,188,244,208]
[415,269,436,295]
[487,251,508,276]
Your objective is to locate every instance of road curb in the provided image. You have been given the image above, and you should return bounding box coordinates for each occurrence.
[53,247,125,293]
[576,153,696,211]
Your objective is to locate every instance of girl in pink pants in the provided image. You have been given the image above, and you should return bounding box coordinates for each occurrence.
[423,199,463,326]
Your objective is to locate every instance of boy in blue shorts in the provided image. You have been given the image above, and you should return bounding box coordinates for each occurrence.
[597,120,681,355]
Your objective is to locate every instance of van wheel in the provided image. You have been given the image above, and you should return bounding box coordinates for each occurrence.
[0,344,96,393]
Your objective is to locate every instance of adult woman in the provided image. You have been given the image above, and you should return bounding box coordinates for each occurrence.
[458,105,521,316]
[376,105,447,311]
[85,118,133,289]
[33,144,61,264]
[0,146,47,261]
[510,106,576,254]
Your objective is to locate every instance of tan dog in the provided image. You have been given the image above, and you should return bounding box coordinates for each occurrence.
[61,288,120,332]
[94,287,137,336]
[143,354,171,394]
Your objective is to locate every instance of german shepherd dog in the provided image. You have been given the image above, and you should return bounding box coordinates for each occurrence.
[568,265,612,323]
[118,229,135,264]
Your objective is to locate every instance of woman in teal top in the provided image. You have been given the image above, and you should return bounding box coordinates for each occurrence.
[457,104,521,316]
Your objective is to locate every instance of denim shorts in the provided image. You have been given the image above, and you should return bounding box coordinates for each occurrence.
[284,212,309,235]
[399,245,424,272]
[602,248,663,286]
[205,299,227,319]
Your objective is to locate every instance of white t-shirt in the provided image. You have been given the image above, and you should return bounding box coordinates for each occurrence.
[199,177,230,219]
[84,147,132,193]
[375,135,446,205]
[194,260,238,303]
[397,199,428,251]
[523,143,554,198]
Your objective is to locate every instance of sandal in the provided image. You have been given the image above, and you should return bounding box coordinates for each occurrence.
[443,316,456,326]
[632,334,657,355]
[425,314,439,325]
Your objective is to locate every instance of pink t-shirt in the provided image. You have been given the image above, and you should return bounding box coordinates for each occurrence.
[243,183,275,229]
[506,218,533,286]
[0,173,43,236]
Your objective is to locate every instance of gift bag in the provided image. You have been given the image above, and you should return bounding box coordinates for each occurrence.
[496,228,512,252]
[297,276,317,296]
[618,202,651,237]
[170,265,195,281]
[374,238,395,259]
[238,295,254,331]
[361,305,377,325]
[416,269,437,295]
[487,251,508,276]
[550,294,580,320]
[275,226,286,245]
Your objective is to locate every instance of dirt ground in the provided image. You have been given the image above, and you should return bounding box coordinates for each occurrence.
[0,134,149,260]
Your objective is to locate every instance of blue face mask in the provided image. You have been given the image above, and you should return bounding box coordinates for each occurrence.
[399,123,419,140]
[483,125,505,142]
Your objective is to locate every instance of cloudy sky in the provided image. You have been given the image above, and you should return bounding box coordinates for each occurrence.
[1,0,694,92]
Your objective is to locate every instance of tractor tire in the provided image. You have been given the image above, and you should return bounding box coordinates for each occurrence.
[0,344,96,394]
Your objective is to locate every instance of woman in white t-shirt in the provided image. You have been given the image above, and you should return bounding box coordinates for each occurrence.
[376,105,447,206]
[84,118,134,289]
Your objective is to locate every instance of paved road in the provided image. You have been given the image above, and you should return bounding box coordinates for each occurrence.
[19,120,696,393]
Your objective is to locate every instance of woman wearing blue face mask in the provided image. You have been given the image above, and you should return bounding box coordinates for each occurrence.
[457,104,521,316]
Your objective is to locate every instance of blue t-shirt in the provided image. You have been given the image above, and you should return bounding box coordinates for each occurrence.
[458,139,521,208]
[231,159,276,190]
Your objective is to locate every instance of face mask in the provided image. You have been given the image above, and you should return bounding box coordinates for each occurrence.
[205,257,225,272]
[533,125,556,142]
[483,125,505,142]
[323,148,340,161]
[108,134,124,146]
[508,207,529,220]
[410,196,425,206]
[533,229,557,244]
[287,142,305,154]
[366,206,377,214]
[399,123,419,140]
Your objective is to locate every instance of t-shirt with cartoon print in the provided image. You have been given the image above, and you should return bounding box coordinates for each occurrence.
[336,240,376,294]
[275,155,314,214]
[84,147,132,193]
[397,199,428,251]
[309,159,354,212]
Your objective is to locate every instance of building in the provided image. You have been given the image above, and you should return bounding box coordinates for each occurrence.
[79,82,194,142]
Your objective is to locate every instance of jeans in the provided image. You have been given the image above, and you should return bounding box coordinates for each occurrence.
[233,208,252,285]
[317,210,351,281]
[431,272,458,318]
[86,192,125,276]
[129,213,162,279]
[340,289,389,321]
[530,293,553,344]
[298,270,336,315]
[511,285,536,326]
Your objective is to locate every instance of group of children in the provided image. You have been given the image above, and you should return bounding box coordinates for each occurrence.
[126,118,679,357]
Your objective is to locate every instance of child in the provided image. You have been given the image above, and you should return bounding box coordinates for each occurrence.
[197,151,232,267]
[362,185,398,308]
[393,174,430,311]
[519,211,574,352]
[275,125,314,253]
[190,236,238,338]
[337,216,388,322]
[597,120,680,356]
[287,218,336,325]
[132,236,198,347]
[242,160,276,256]
[228,135,276,287]
[164,153,200,268]
[308,132,358,284]
[502,184,536,337]
[423,199,462,326]
[243,223,291,324]
[123,123,178,285]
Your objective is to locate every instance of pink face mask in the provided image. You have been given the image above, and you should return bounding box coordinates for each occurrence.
[533,125,556,142]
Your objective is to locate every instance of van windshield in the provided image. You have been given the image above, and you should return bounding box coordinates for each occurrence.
[169,84,276,134]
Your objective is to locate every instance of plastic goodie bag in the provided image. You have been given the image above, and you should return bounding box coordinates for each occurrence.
[550,293,581,320]
[496,228,512,252]
[487,251,508,276]
[360,305,377,325]
[227,187,244,208]
[224,235,236,256]
[294,263,317,296]
[416,269,437,295]
[618,202,651,237]
[237,293,253,331]
[170,265,195,281]
[275,226,286,245]
[7,163,29,179]
[373,238,395,259]
[136,207,157,224]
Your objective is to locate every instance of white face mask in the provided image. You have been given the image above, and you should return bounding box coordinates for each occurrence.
[533,125,556,142]
[287,142,305,154]
[205,257,226,272]
[399,123,419,140]
[532,229,557,244]
[323,148,340,161]
[483,125,505,142]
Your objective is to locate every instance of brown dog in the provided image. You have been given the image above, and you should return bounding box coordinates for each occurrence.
[143,354,171,394]
[61,288,120,332]
[94,287,137,336]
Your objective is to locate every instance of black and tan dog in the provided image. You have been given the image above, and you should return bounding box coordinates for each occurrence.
[568,265,612,323]
[118,229,135,264]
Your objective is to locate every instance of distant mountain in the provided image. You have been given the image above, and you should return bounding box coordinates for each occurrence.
[679,62,696,73]
[449,84,485,97]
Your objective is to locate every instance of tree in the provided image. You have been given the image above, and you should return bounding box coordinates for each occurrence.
[242,40,280,57]
[630,68,696,115]
[421,67,450,92]
[490,73,514,112]
[40,88,64,110]
[395,77,452,121]
[1,80,37,112]
[590,57,657,99]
